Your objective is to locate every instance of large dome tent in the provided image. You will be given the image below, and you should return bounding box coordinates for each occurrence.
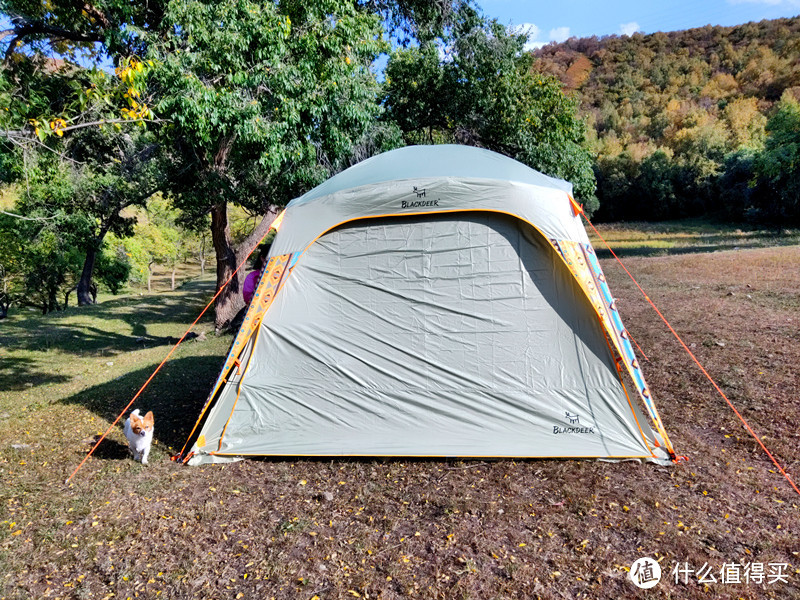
[179,145,676,465]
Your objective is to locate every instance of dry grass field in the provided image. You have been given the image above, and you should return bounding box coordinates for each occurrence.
[1,227,799,599]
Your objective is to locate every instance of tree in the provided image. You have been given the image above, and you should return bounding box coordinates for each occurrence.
[138,196,194,291]
[0,208,23,316]
[722,97,767,150]
[383,16,598,209]
[1,0,171,307]
[94,245,131,295]
[0,198,86,314]
[360,0,476,45]
[0,37,161,306]
[7,126,164,305]
[717,149,766,222]
[147,0,388,328]
[594,151,638,221]
[69,127,164,304]
[754,93,800,225]
[637,149,681,220]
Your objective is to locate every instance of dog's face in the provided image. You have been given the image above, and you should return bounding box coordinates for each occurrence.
[129,411,154,437]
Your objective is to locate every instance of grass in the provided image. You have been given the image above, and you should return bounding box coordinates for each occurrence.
[1,222,799,599]
[588,218,800,257]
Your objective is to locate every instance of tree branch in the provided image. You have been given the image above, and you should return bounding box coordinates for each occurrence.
[2,20,104,61]
[2,130,87,165]
[237,206,279,256]
[82,3,111,29]
[0,118,168,139]
[0,210,59,221]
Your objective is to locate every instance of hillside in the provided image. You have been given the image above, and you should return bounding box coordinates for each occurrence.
[534,17,800,222]
[535,18,800,110]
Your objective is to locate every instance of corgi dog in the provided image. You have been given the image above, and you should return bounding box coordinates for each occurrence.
[124,409,154,465]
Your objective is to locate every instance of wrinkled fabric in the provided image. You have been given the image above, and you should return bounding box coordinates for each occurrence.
[191,214,661,463]
[271,177,589,257]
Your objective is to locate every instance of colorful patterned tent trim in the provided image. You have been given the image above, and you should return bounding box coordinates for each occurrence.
[552,239,675,456]
[179,253,291,456]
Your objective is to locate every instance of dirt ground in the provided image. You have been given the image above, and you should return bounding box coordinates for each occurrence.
[1,245,799,599]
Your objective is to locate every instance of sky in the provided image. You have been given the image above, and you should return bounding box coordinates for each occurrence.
[479,0,800,49]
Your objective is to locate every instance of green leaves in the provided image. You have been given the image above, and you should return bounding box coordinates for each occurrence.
[383,16,597,207]
[753,93,800,223]
[150,0,387,215]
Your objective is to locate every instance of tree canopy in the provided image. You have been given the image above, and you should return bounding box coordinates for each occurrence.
[384,16,597,209]
[0,0,600,322]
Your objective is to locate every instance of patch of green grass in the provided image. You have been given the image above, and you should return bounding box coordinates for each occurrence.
[590,218,800,257]
[0,276,229,451]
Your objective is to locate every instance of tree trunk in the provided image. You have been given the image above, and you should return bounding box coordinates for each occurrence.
[210,202,278,331]
[199,234,207,276]
[0,293,9,319]
[210,202,242,330]
[147,260,155,292]
[171,267,176,291]
[77,245,98,306]
[77,225,110,306]
[48,287,60,313]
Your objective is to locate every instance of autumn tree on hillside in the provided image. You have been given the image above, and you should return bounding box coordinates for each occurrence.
[535,17,800,221]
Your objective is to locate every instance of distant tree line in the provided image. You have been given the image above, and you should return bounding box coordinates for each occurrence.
[535,18,800,225]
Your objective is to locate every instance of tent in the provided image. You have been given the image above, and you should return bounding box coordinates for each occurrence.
[182,145,676,465]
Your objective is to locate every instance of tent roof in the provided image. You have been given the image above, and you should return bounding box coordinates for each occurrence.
[290,145,573,207]
[271,145,587,255]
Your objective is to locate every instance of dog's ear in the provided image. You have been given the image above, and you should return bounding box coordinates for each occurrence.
[130,412,142,426]
[143,411,154,428]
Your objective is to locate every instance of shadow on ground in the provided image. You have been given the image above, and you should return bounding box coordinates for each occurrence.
[0,357,71,391]
[0,279,217,356]
[84,434,130,460]
[59,355,226,452]
[593,237,800,258]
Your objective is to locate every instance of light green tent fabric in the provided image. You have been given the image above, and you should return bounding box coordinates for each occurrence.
[187,146,671,465]
[269,146,590,256]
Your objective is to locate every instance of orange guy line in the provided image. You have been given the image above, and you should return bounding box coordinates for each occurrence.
[582,213,800,499]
